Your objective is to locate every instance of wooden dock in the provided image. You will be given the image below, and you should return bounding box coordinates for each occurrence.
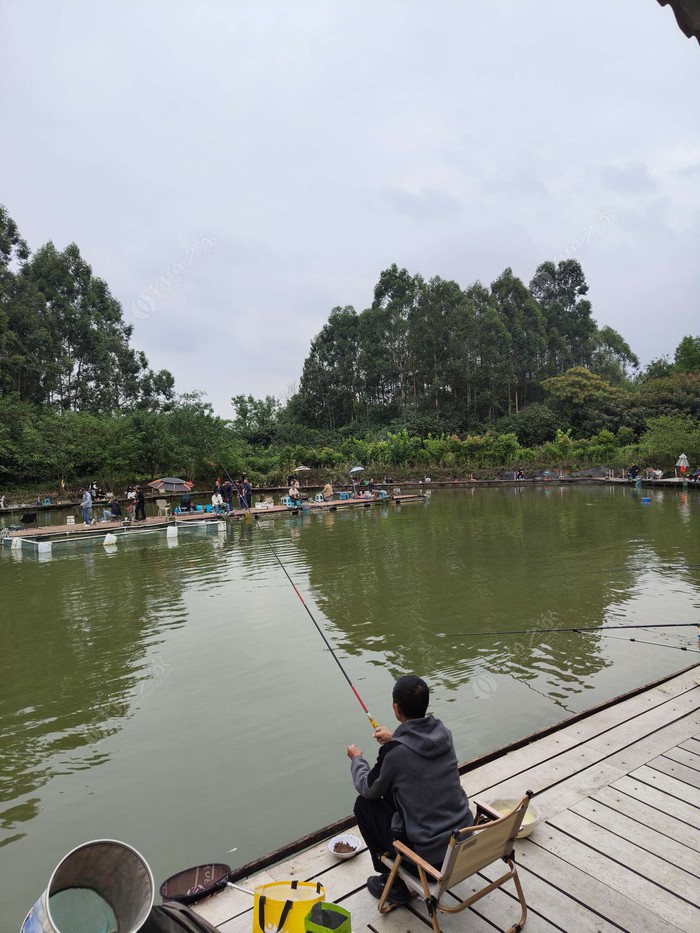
[193,666,700,932]
[1,493,427,548]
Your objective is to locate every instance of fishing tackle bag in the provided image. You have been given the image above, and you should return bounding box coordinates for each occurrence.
[252,880,325,933]
[140,901,220,931]
[304,901,351,933]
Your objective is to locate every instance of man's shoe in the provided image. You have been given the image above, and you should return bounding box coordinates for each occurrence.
[366,874,412,905]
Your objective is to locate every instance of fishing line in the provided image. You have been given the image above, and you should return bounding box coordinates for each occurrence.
[204,439,380,731]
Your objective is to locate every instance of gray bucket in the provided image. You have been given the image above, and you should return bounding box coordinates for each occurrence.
[21,839,154,933]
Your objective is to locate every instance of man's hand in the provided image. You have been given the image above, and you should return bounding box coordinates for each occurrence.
[346,744,362,760]
[373,727,393,745]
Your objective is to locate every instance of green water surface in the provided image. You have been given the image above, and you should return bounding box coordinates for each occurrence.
[1,484,698,928]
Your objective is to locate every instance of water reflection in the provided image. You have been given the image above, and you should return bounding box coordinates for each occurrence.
[296,486,700,710]
[0,537,209,845]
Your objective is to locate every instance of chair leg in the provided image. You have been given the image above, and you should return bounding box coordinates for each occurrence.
[509,861,528,932]
[378,856,402,915]
[426,896,442,933]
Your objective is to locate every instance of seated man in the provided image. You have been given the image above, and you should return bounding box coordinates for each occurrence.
[346,675,472,906]
[102,497,122,522]
[180,494,192,512]
[322,482,333,501]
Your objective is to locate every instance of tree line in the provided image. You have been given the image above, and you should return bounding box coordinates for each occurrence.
[288,261,642,433]
[1,205,698,491]
[0,205,174,413]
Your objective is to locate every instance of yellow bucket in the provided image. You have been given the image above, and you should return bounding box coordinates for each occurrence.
[252,880,324,933]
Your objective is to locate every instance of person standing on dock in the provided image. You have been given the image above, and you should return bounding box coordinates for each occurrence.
[240,474,252,508]
[80,488,93,525]
[222,478,234,514]
[134,486,146,521]
[346,675,472,906]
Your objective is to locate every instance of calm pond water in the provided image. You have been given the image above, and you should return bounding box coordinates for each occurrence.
[1,484,699,926]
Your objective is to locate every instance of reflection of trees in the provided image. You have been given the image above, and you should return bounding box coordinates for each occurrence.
[0,536,217,843]
[295,487,700,705]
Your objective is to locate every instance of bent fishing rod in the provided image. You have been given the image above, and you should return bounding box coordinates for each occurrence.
[206,442,380,731]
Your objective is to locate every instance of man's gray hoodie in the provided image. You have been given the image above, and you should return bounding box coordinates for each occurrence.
[350,714,473,867]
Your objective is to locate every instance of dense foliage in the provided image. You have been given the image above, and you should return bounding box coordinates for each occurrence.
[0,205,174,412]
[289,262,639,432]
[1,205,698,492]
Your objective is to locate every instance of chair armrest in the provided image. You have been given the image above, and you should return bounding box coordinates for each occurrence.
[473,798,502,825]
[392,841,443,881]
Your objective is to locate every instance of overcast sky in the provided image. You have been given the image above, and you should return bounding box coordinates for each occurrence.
[2,1,698,415]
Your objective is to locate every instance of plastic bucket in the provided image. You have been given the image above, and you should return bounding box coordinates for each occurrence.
[253,881,324,933]
[22,839,154,933]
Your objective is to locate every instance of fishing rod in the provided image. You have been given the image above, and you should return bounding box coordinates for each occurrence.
[205,440,380,731]
[583,630,700,654]
[449,623,696,637]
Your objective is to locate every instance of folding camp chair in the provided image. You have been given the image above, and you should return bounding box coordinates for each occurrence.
[20,513,37,529]
[378,791,533,933]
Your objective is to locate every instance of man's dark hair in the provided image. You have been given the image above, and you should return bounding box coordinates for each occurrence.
[393,675,429,718]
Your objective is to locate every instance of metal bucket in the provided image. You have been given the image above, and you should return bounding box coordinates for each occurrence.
[21,839,154,933]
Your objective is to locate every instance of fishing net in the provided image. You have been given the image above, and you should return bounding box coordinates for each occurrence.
[159,863,230,904]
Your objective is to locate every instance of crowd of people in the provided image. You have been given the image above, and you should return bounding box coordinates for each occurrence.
[207,475,252,514]
[80,485,135,525]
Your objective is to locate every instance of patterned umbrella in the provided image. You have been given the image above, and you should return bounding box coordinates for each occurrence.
[147,477,194,493]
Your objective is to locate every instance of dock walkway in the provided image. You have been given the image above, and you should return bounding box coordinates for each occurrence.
[1,493,426,548]
[194,666,700,932]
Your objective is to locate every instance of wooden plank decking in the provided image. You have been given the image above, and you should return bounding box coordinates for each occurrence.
[193,666,700,932]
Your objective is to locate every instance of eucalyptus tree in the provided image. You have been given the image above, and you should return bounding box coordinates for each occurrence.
[296,305,359,429]
[442,285,479,422]
[17,242,173,412]
[490,267,547,413]
[529,259,597,374]
[590,326,639,385]
[370,264,424,411]
[674,335,700,373]
[406,275,462,414]
[475,303,512,421]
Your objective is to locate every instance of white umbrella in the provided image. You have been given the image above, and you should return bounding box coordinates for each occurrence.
[294,465,311,472]
[349,466,364,474]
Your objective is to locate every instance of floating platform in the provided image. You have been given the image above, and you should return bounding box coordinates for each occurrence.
[0,513,226,552]
[1,493,427,552]
[193,664,700,932]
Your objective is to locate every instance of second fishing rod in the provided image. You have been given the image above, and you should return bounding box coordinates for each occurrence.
[208,445,380,732]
